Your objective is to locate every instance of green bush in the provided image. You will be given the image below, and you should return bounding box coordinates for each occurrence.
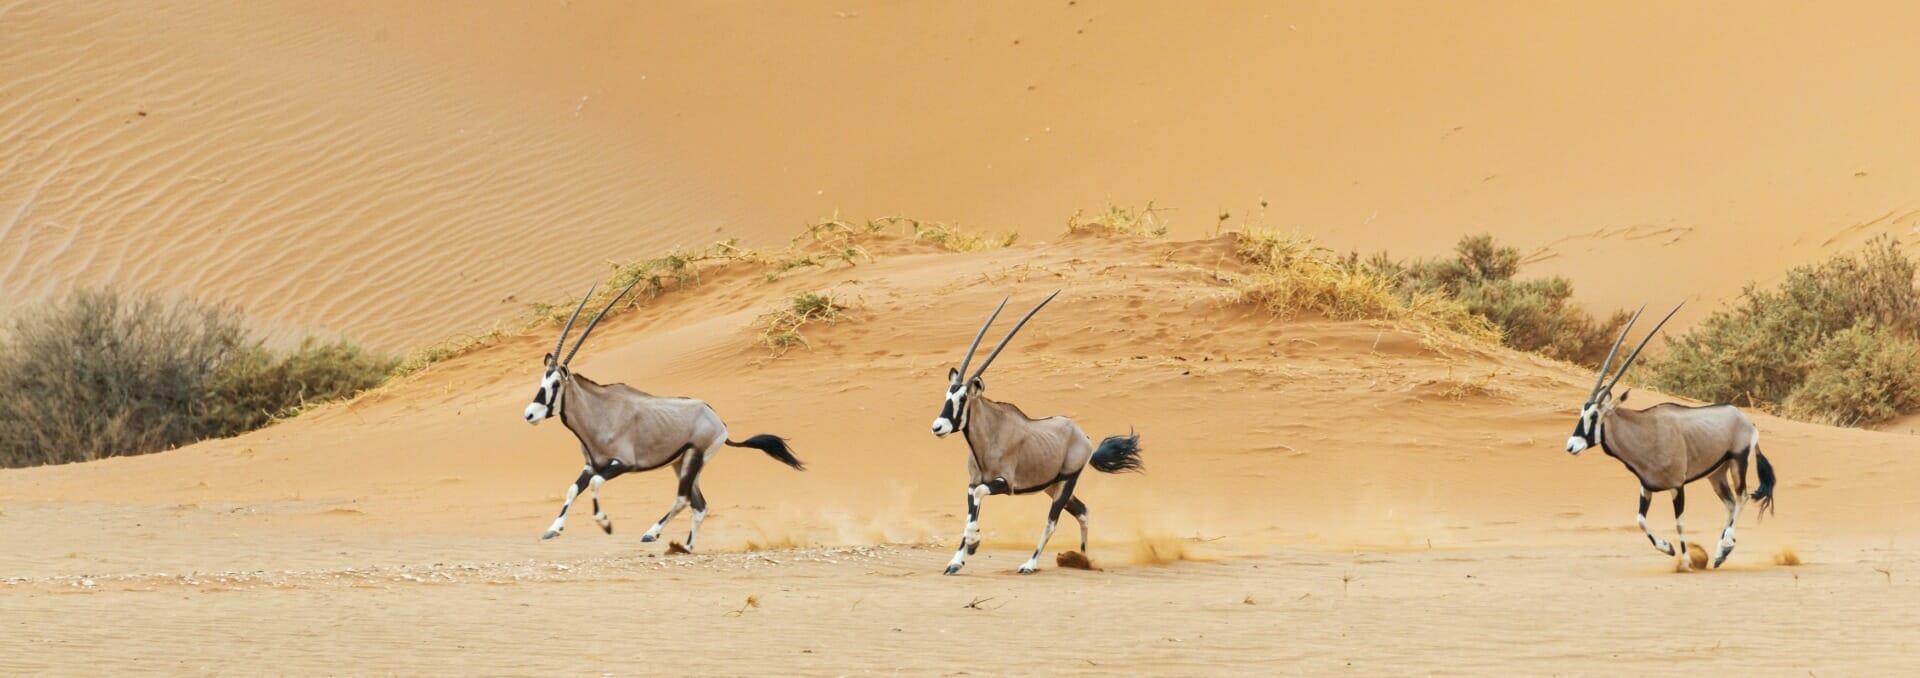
[1781,323,1920,426]
[1652,237,1920,416]
[1370,234,1626,366]
[0,288,394,468]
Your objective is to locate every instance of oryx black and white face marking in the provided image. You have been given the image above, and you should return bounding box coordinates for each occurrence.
[931,368,979,437]
[524,354,565,424]
[1566,389,1620,454]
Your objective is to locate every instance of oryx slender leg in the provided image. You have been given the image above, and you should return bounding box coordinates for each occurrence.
[1063,497,1090,552]
[589,475,612,533]
[1673,487,1690,571]
[945,484,989,575]
[1020,476,1081,574]
[641,449,703,544]
[685,441,722,549]
[1637,486,1674,555]
[1710,469,1743,568]
[543,466,596,539]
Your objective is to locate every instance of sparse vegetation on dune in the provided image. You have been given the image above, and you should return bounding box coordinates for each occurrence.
[1228,229,1500,345]
[1066,202,1171,238]
[1652,237,1920,427]
[756,291,851,356]
[1366,234,1630,367]
[0,289,393,468]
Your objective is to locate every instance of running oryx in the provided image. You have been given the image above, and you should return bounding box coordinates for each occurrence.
[524,280,805,550]
[1564,303,1777,569]
[931,291,1144,575]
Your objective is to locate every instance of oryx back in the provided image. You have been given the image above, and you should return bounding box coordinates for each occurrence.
[562,377,726,471]
[964,398,1092,492]
[1607,403,1757,490]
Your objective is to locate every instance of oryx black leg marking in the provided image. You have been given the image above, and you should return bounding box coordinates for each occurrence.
[1637,486,1672,555]
[946,485,988,575]
[1673,487,1690,569]
[1063,497,1090,552]
[590,461,626,535]
[543,466,596,540]
[1019,475,1080,574]
[686,483,709,550]
[1711,471,1740,568]
[641,444,701,543]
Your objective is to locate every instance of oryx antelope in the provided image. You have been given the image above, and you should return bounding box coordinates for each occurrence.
[1565,304,1777,569]
[931,291,1144,575]
[524,281,805,550]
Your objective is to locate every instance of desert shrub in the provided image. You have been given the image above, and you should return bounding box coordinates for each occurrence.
[1372,234,1626,366]
[196,339,396,437]
[0,288,393,468]
[1652,236,1920,417]
[756,291,849,355]
[1781,323,1920,426]
[1231,230,1499,344]
[1066,203,1171,238]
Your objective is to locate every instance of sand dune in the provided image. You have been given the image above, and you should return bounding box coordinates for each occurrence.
[5,232,1919,672]
[6,2,1920,674]
[7,2,1920,347]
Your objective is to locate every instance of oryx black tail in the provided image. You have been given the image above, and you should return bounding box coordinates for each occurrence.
[1750,447,1776,517]
[1090,432,1143,474]
[728,434,804,471]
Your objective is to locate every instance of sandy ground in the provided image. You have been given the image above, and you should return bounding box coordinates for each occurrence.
[4,232,1920,673]
[6,2,1920,674]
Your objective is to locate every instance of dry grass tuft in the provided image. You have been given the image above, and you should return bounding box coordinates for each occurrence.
[1773,547,1803,567]
[1675,543,1709,572]
[1055,550,1100,571]
[1066,202,1171,238]
[1228,229,1499,345]
[757,291,851,356]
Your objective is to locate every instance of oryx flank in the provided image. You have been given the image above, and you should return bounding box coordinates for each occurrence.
[932,291,1144,575]
[525,281,805,550]
[1565,303,1777,570]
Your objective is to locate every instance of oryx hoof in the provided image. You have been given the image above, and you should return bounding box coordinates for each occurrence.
[1017,566,1037,575]
[1713,548,1731,569]
[600,523,614,535]
[541,530,560,540]
[1657,543,1675,557]
[944,564,962,575]
[640,533,659,543]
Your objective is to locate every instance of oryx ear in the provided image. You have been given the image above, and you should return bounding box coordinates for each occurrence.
[544,352,556,366]
[968,376,985,395]
[948,367,961,384]
[1619,389,1631,403]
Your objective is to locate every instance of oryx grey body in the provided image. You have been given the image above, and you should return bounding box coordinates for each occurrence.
[526,281,803,550]
[932,292,1143,575]
[1566,304,1776,569]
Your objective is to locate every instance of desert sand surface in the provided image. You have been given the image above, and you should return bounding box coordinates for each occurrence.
[5,2,1920,675]
[6,1,1920,347]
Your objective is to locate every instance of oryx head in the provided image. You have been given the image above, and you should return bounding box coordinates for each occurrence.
[1567,303,1681,454]
[525,279,641,424]
[932,290,1061,438]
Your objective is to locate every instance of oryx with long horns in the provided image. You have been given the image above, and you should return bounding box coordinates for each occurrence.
[931,291,1144,575]
[524,280,804,550]
[1565,303,1777,569]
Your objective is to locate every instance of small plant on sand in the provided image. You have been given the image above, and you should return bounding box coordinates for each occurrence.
[756,291,850,356]
[1230,229,1498,345]
[1066,202,1171,238]
[862,215,1017,252]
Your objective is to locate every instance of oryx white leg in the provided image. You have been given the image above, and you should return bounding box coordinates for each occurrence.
[945,485,989,575]
[589,474,613,534]
[1064,497,1090,553]
[641,497,688,542]
[686,485,709,550]
[1637,486,1674,555]
[543,466,596,540]
[1712,473,1741,568]
[1673,487,1691,571]
[1020,479,1080,574]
